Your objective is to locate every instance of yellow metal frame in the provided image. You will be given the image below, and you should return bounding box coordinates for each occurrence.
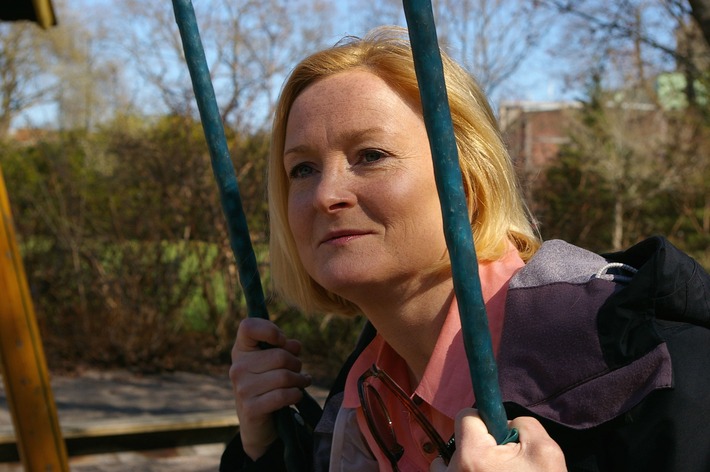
[0,165,68,471]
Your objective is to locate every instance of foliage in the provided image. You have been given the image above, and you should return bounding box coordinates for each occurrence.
[533,147,614,252]
[531,68,710,264]
[0,115,361,377]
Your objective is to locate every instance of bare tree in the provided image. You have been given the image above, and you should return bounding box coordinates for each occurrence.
[575,100,672,249]
[109,0,335,133]
[434,0,552,95]
[48,6,126,131]
[1,0,129,134]
[534,1,710,94]
[349,0,551,96]
[0,23,55,138]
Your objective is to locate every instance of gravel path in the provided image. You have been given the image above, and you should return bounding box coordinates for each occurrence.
[0,369,328,471]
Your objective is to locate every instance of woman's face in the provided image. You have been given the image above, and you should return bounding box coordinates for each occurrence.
[283,69,448,304]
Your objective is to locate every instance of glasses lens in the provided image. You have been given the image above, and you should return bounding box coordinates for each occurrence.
[362,382,404,461]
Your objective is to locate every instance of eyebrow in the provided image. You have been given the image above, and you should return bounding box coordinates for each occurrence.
[283,144,310,157]
[283,127,390,158]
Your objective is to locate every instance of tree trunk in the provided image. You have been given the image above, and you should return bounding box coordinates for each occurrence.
[613,198,624,251]
[689,0,710,48]
[0,113,10,141]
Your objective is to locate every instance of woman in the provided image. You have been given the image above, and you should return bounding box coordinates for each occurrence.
[222,27,710,471]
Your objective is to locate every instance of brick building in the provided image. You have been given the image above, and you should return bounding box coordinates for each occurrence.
[499,100,581,173]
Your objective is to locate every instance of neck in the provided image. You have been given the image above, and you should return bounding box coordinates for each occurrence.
[354,274,454,385]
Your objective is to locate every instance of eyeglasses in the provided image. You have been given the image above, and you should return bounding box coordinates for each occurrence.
[357,364,455,471]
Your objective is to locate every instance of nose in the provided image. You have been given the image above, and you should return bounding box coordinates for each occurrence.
[313,166,356,213]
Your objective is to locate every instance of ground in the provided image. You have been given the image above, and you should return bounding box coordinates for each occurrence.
[0,368,328,471]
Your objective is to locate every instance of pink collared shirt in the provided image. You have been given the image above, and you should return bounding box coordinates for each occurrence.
[341,246,525,471]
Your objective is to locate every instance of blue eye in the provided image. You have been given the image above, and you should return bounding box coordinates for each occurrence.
[289,163,315,179]
[361,149,385,163]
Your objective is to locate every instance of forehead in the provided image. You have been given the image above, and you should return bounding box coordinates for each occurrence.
[285,70,419,139]
[297,69,387,101]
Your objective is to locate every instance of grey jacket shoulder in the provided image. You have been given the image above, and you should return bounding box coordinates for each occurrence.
[510,239,624,289]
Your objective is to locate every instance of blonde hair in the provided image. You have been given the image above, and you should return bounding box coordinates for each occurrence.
[268,26,540,316]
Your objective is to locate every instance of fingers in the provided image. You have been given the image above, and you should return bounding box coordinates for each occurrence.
[233,342,304,376]
[234,317,299,353]
[232,367,312,411]
[509,416,551,438]
[509,417,567,471]
[448,410,567,472]
[454,408,497,453]
[229,318,310,460]
[230,319,310,409]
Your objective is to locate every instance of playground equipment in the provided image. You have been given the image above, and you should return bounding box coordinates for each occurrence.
[0,167,69,470]
[0,5,66,472]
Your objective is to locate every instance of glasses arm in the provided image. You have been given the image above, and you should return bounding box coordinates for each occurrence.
[362,366,454,462]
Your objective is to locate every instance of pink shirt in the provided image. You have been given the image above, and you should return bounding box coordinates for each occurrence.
[341,246,524,471]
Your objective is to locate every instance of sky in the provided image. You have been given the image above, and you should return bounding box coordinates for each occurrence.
[331,0,572,106]
[12,0,588,130]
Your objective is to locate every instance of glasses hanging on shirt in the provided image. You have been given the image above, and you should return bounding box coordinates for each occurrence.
[357,364,455,471]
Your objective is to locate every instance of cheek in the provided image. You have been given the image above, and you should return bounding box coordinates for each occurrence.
[401,173,445,242]
[384,168,440,219]
[287,192,311,246]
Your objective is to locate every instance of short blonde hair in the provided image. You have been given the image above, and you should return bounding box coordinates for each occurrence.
[268,26,540,316]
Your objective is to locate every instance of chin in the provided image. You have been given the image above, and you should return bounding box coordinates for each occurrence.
[316,272,378,297]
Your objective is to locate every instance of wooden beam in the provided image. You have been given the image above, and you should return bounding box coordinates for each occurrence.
[0,0,57,29]
[0,410,238,461]
[0,165,69,471]
[31,0,56,29]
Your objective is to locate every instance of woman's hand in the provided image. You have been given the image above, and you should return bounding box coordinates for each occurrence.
[430,409,566,472]
[229,317,312,460]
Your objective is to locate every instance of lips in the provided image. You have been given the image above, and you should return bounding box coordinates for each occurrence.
[319,229,371,245]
